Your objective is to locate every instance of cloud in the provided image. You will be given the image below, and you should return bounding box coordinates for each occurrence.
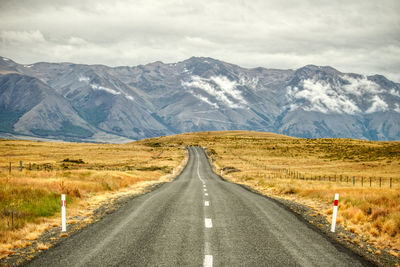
[287,79,361,114]
[68,37,89,46]
[190,91,219,108]
[78,75,134,100]
[89,84,120,95]
[394,104,400,113]
[210,76,246,104]
[0,30,45,44]
[365,95,389,113]
[0,0,399,81]
[238,74,259,89]
[341,75,382,96]
[390,88,400,97]
[182,75,246,108]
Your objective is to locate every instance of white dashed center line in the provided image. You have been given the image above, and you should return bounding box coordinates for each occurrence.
[204,255,213,267]
[204,242,213,267]
[205,218,213,228]
[195,148,213,267]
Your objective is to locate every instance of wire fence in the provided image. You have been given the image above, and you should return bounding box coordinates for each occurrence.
[225,151,399,189]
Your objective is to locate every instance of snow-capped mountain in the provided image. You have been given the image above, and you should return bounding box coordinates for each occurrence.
[0,56,399,142]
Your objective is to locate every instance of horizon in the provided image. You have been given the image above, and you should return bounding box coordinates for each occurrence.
[2,55,398,83]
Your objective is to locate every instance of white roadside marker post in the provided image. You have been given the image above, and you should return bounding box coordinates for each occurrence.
[220,169,223,176]
[61,194,66,232]
[331,193,339,232]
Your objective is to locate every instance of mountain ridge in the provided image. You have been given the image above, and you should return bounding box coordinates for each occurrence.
[1,56,399,142]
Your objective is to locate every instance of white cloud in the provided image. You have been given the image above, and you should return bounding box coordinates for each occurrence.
[125,95,134,101]
[90,83,135,101]
[68,36,89,46]
[210,76,246,104]
[0,30,45,44]
[394,104,400,113]
[365,95,389,113]
[286,86,299,99]
[184,36,214,48]
[239,74,259,89]
[341,75,382,96]
[389,88,400,97]
[90,83,120,95]
[78,75,133,100]
[182,75,246,108]
[287,79,361,114]
[190,91,219,108]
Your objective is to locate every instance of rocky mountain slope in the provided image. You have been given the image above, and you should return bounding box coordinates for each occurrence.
[1,56,399,142]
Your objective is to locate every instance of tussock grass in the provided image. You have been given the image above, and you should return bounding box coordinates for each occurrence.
[36,242,50,250]
[0,139,185,257]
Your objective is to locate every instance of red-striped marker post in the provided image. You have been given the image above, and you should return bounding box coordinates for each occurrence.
[330,193,339,232]
[61,194,66,232]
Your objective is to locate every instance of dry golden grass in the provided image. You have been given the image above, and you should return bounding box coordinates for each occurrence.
[0,139,186,258]
[36,242,50,251]
[155,131,400,252]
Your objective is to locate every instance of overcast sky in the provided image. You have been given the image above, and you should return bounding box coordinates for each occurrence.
[1,0,399,81]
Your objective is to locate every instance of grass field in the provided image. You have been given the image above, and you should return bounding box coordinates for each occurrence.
[1,131,400,258]
[0,139,185,257]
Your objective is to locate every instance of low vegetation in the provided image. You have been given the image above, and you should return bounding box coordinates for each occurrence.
[0,139,185,257]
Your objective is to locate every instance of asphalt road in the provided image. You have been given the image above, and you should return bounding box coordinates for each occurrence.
[26,147,372,266]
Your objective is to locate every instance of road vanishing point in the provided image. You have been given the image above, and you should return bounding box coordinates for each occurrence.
[26,147,372,267]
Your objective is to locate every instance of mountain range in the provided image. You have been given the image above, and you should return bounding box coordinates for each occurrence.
[1,56,399,142]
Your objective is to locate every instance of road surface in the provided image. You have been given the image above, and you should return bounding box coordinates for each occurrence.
[26,147,371,266]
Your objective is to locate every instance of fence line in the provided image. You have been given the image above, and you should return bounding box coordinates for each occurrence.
[226,151,398,189]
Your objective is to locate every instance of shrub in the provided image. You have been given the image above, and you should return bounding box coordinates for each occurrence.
[62,158,85,164]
